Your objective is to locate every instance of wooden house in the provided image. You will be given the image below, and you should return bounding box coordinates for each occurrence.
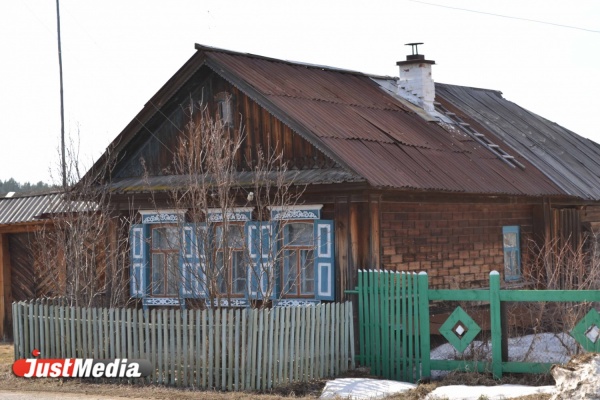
[82,44,600,309]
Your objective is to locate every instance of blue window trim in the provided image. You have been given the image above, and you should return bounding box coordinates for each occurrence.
[502,225,521,282]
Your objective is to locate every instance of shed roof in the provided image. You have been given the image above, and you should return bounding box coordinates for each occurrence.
[0,192,93,226]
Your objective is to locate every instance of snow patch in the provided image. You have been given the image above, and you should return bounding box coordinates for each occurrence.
[320,378,416,399]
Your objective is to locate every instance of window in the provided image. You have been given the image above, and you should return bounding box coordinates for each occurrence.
[129,206,335,305]
[150,225,179,296]
[503,226,521,281]
[282,222,315,297]
[215,92,233,126]
[270,205,335,302]
[215,224,247,297]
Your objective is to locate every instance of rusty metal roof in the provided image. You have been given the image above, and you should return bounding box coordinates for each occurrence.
[435,83,600,200]
[202,48,562,196]
[89,44,570,198]
[0,192,94,226]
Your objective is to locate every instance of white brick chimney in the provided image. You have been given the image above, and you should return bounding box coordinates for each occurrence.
[397,43,436,113]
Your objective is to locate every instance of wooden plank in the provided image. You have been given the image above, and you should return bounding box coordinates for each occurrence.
[214,309,221,389]
[221,308,227,390]
[227,309,233,391]
[107,308,113,360]
[208,308,214,388]
[293,307,302,381]
[256,309,264,389]
[99,307,105,360]
[69,306,76,357]
[250,308,258,389]
[288,307,296,382]
[240,308,247,390]
[277,307,285,385]
[132,308,138,359]
[121,308,127,361]
[195,309,201,388]
[309,305,316,379]
[317,304,323,378]
[150,309,156,384]
[202,309,208,389]
[267,308,274,388]
[182,309,188,387]
[234,309,240,391]
[413,272,421,382]
[169,309,175,386]
[60,306,67,358]
[418,276,431,379]
[157,310,163,385]
[91,307,98,359]
[261,308,268,390]
[176,309,182,387]
[490,272,503,379]
[298,307,306,381]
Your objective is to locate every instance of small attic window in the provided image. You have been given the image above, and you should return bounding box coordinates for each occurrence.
[215,92,233,126]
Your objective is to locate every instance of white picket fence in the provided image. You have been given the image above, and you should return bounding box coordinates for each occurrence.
[12,300,355,390]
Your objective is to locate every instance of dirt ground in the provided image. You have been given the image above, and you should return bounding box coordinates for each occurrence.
[1,342,551,400]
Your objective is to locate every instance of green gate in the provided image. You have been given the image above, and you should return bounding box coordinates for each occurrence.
[348,269,600,382]
[347,270,425,382]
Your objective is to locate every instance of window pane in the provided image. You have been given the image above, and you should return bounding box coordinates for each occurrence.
[216,225,244,249]
[167,253,179,296]
[283,250,298,294]
[301,249,315,295]
[232,251,246,295]
[286,223,313,247]
[216,252,226,293]
[503,232,517,248]
[152,227,178,250]
[152,254,164,295]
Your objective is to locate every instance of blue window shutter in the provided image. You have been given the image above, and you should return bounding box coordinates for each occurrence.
[314,220,335,301]
[502,226,521,281]
[245,221,276,300]
[130,224,149,297]
[180,223,207,298]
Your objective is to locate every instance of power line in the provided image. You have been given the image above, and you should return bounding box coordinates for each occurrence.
[407,0,600,34]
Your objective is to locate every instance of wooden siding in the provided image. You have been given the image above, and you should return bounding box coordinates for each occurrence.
[114,68,336,179]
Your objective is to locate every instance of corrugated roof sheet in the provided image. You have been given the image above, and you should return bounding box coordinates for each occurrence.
[204,49,562,196]
[0,192,94,226]
[435,84,600,200]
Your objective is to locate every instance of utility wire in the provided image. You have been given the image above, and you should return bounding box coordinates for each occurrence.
[407,0,600,34]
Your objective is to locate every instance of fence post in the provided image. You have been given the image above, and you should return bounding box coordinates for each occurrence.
[417,272,430,379]
[489,271,502,379]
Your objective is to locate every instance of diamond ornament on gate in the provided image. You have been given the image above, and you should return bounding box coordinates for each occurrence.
[586,325,600,343]
[571,308,600,352]
[439,306,482,353]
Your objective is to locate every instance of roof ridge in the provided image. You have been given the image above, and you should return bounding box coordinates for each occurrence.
[196,43,393,80]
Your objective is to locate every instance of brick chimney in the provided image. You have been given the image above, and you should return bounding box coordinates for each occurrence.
[397,43,436,113]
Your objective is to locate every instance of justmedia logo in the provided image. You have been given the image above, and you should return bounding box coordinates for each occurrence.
[13,349,152,378]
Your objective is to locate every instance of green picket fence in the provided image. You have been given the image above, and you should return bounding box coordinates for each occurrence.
[348,270,600,382]
[13,300,355,390]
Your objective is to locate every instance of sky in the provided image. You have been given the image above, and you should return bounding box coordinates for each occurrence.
[1,0,599,184]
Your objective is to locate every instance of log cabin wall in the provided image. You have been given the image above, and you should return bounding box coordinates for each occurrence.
[380,201,534,288]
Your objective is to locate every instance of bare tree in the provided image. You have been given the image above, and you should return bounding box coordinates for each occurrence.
[34,135,132,308]
[146,100,314,308]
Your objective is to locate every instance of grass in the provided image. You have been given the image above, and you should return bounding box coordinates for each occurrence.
[0,342,554,399]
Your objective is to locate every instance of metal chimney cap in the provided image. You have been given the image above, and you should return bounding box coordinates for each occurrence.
[397,42,435,65]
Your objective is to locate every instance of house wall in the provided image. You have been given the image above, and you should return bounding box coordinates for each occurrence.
[380,202,533,288]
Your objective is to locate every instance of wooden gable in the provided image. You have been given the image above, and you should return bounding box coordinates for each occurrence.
[113,67,337,180]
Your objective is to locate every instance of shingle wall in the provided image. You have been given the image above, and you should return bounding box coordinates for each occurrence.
[381,202,533,288]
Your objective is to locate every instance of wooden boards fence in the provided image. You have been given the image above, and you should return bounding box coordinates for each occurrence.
[13,301,355,390]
